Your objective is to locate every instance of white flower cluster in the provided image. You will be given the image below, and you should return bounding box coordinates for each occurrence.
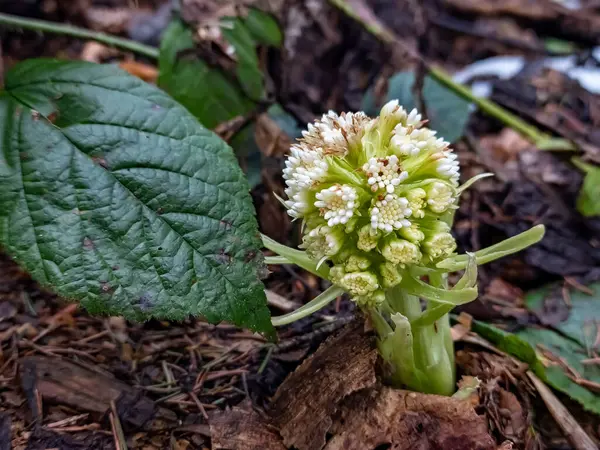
[281,101,462,306]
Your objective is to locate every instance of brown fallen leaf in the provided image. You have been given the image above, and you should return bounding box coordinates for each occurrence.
[254,114,293,158]
[270,320,377,450]
[210,402,285,450]
[326,386,496,450]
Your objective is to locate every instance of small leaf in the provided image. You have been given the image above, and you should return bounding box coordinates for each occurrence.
[243,8,283,47]
[220,17,264,101]
[0,59,274,336]
[573,158,600,217]
[158,20,254,129]
[362,71,471,143]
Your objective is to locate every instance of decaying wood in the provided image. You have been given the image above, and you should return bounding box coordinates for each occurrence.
[271,320,496,450]
[210,402,286,450]
[19,356,176,430]
[270,320,378,450]
[325,387,495,450]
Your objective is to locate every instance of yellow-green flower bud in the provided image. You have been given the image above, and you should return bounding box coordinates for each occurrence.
[381,238,422,265]
[340,271,379,296]
[398,224,425,244]
[425,181,455,214]
[422,232,456,261]
[345,254,371,272]
[300,225,344,260]
[357,225,379,251]
[379,262,403,288]
[406,188,426,218]
[329,265,346,285]
[353,289,385,308]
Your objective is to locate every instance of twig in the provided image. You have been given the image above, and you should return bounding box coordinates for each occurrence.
[45,413,89,429]
[189,392,209,420]
[528,372,598,450]
[0,13,159,59]
[109,400,129,450]
[327,0,576,151]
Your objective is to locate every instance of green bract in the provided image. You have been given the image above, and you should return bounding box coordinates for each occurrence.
[282,101,460,306]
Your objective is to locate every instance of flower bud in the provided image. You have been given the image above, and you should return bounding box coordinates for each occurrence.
[381,238,422,266]
[357,225,379,252]
[425,181,455,214]
[406,188,426,218]
[379,262,403,288]
[339,271,379,296]
[398,223,425,243]
[422,232,456,261]
[354,289,385,308]
[345,254,372,272]
[315,184,358,226]
[300,225,344,260]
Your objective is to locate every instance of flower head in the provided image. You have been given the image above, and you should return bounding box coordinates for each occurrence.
[282,101,463,304]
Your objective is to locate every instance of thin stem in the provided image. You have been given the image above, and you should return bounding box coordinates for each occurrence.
[261,234,330,279]
[271,285,344,326]
[327,0,575,151]
[264,256,290,265]
[0,13,159,59]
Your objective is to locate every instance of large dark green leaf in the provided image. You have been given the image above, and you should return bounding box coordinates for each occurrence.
[0,59,273,336]
[362,71,471,143]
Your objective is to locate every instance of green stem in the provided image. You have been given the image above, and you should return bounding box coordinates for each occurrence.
[264,255,290,265]
[271,285,344,326]
[327,0,575,151]
[0,13,159,59]
[429,68,574,150]
[262,234,330,279]
[379,283,455,396]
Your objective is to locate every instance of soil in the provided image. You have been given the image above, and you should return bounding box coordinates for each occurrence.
[1,0,600,449]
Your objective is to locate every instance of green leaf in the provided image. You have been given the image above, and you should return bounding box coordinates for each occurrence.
[525,283,599,352]
[471,317,600,415]
[362,71,471,143]
[0,59,274,337]
[243,8,283,47]
[517,327,600,415]
[158,20,255,129]
[220,17,264,101]
[572,158,600,217]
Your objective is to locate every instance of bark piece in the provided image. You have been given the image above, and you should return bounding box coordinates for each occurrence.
[270,320,377,450]
[326,386,496,450]
[210,402,286,450]
[19,356,176,430]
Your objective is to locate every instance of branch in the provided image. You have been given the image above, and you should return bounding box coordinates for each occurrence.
[327,0,575,151]
[0,13,159,59]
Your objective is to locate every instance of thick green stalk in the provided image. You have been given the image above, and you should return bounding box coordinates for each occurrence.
[378,285,456,396]
[0,12,159,59]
